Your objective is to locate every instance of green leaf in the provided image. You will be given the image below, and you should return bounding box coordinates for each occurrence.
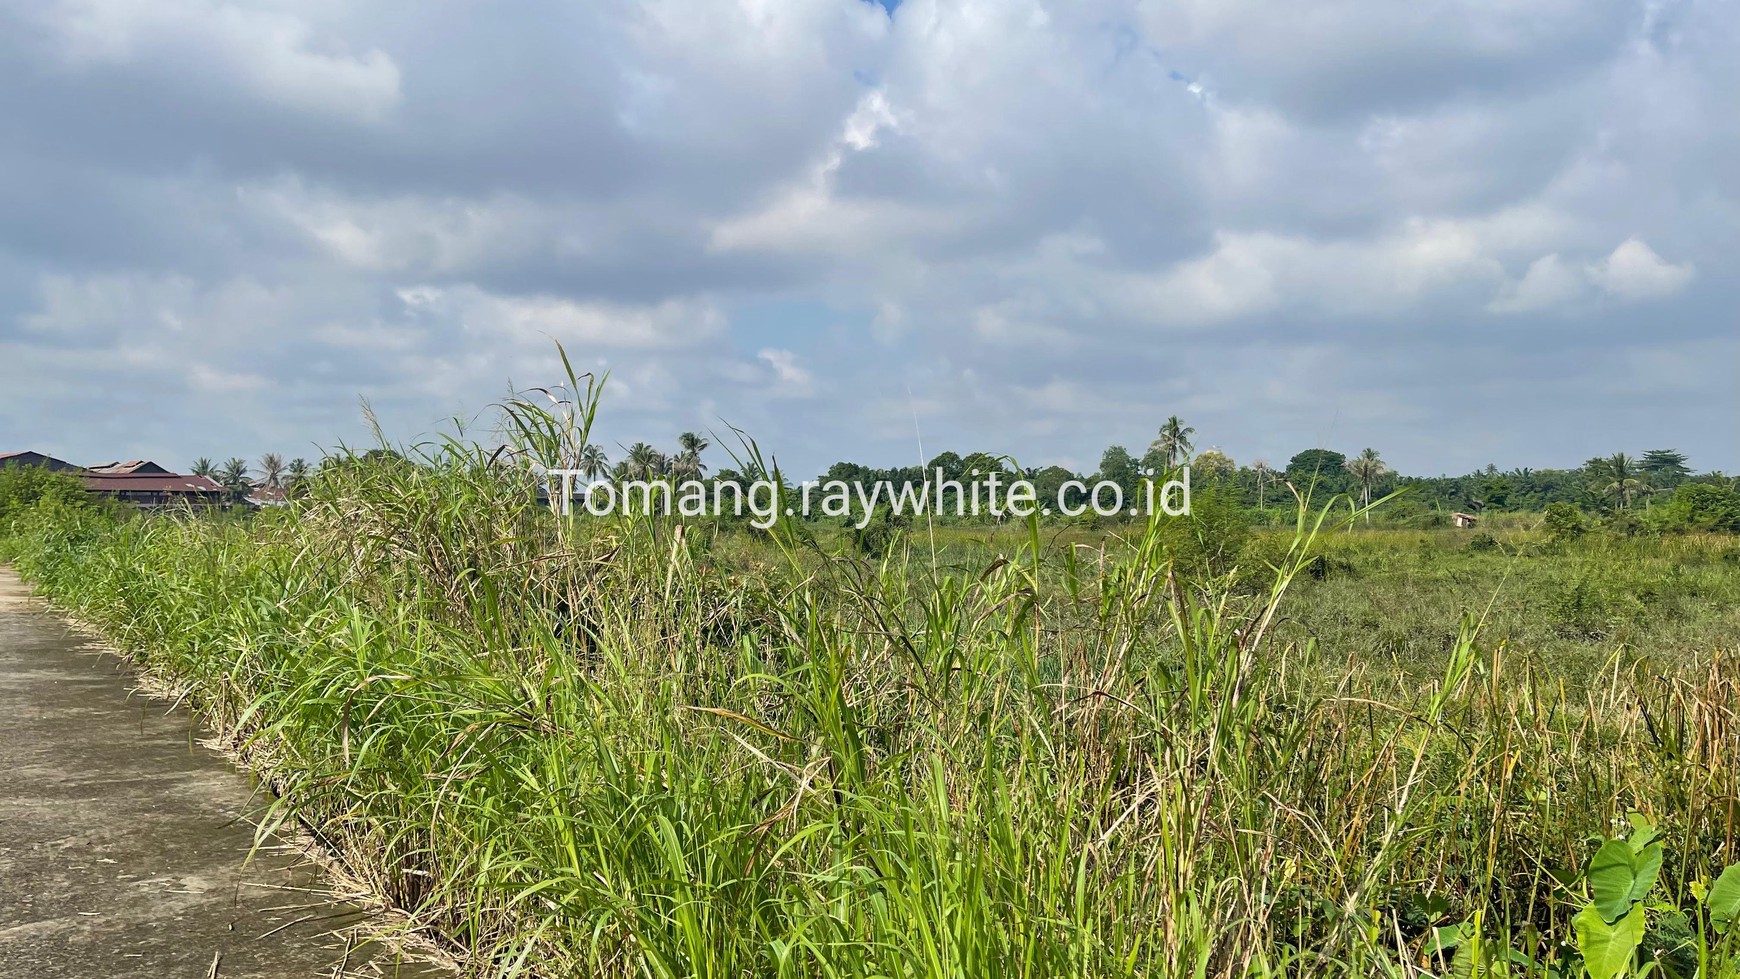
[1427,921,1475,954]
[1708,863,1740,934]
[1589,839,1642,923]
[1574,901,1645,979]
[1629,843,1663,904]
[1625,813,1659,852]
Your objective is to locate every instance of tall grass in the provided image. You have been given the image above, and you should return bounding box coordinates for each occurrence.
[3,369,1736,977]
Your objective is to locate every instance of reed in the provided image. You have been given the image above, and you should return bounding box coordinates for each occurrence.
[4,361,1735,977]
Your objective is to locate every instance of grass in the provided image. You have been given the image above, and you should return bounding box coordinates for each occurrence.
[2,377,1736,977]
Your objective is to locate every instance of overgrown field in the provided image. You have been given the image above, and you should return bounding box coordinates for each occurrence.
[2,417,1737,977]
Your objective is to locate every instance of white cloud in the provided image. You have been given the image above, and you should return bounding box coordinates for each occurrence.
[1586,237,1695,300]
[403,286,725,351]
[757,348,816,397]
[38,0,401,122]
[1488,253,1587,313]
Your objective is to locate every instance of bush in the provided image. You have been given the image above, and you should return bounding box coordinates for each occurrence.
[1542,502,1587,542]
[1161,484,1251,580]
[1653,482,1740,534]
[0,465,90,522]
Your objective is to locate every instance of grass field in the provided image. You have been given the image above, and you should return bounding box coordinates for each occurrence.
[2,396,1737,977]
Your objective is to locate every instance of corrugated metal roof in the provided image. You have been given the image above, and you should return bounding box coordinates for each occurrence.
[81,473,225,494]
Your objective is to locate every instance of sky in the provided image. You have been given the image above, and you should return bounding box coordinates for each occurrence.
[1,0,1736,480]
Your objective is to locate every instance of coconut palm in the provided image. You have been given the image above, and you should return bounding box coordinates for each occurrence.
[578,444,609,481]
[190,457,216,479]
[217,457,250,504]
[1594,452,1644,509]
[285,458,310,493]
[675,431,710,479]
[1251,459,1273,509]
[625,442,660,480]
[257,453,286,491]
[1344,447,1389,522]
[1150,416,1196,472]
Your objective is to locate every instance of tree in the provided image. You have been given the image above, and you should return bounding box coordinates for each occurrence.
[1640,449,1691,488]
[190,457,216,479]
[1250,459,1274,509]
[1588,453,1644,510]
[625,442,660,480]
[579,444,609,481]
[257,453,286,491]
[1344,447,1389,521]
[1150,416,1196,472]
[1097,446,1141,498]
[1285,449,1349,495]
[675,432,710,479]
[1192,449,1235,482]
[285,458,310,494]
[218,457,251,504]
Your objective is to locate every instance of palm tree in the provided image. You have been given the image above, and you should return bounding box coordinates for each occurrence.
[218,457,250,504]
[190,457,216,479]
[625,442,660,480]
[675,431,710,479]
[257,453,286,490]
[1594,452,1644,509]
[1149,416,1196,472]
[578,444,609,481]
[1344,447,1389,522]
[1251,459,1273,509]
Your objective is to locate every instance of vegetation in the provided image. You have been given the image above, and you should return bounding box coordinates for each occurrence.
[1,372,1736,978]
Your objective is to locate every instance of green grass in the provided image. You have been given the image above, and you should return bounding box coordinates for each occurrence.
[2,379,1736,977]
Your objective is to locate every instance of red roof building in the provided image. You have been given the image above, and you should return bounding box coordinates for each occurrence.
[0,450,83,472]
[80,471,225,507]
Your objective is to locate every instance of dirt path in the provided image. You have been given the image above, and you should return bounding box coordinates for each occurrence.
[0,570,446,978]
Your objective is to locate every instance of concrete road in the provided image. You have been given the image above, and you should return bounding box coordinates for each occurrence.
[0,569,446,978]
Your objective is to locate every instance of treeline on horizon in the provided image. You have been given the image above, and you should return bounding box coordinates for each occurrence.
[585,418,1739,533]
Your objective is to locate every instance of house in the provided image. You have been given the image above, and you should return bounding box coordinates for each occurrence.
[87,460,173,475]
[246,483,290,507]
[80,469,225,508]
[3,452,224,507]
[0,450,83,472]
[1451,512,1478,529]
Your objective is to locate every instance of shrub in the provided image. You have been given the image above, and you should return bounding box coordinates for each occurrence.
[0,465,90,521]
[1543,501,1587,542]
[1654,482,1740,534]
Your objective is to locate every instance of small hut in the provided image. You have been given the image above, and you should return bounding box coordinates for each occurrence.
[1451,512,1478,529]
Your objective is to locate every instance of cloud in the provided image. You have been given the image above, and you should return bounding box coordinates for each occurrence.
[757,348,817,397]
[1488,253,1587,313]
[35,0,401,122]
[1586,237,1695,300]
[1,0,1737,478]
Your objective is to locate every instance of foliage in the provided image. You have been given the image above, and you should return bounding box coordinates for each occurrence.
[0,464,90,521]
[1544,501,1589,542]
[2,378,1736,978]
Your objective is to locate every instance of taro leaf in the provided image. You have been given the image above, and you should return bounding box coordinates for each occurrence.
[1629,842,1663,904]
[1426,921,1475,955]
[1625,813,1659,852]
[1589,839,1642,923]
[1574,901,1645,979]
[1709,863,1740,934]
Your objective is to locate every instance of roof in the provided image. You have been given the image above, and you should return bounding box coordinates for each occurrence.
[81,473,225,495]
[1,450,83,471]
[87,460,172,475]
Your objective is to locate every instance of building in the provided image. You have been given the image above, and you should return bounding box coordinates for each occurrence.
[1451,512,1478,529]
[80,471,225,508]
[87,460,174,475]
[3,452,224,508]
[0,450,82,472]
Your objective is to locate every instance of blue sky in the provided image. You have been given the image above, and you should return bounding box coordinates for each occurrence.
[1,0,1735,480]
